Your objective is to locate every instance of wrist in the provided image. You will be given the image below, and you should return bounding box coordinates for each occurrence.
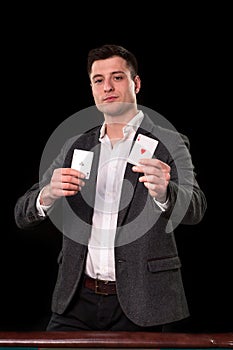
[40,185,56,206]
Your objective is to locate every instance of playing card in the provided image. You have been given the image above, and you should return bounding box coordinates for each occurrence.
[71,149,94,179]
[127,134,159,166]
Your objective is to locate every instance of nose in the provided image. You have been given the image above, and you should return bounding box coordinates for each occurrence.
[104,78,114,92]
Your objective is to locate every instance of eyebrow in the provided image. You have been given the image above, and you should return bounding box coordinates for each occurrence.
[91,70,126,80]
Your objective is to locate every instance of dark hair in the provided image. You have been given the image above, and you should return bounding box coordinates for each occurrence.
[87,44,138,79]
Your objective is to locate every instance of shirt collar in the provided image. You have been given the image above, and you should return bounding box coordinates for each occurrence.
[99,110,144,139]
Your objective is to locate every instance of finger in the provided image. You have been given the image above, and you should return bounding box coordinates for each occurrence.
[139,158,170,172]
[60,168,86,179]
[132,165,144,173]
[139,174,158,184]
[58,181,85,197]
[61,180,85,190]
[132,165,167,180]
[143,181,157,191]
[60,175,86,186]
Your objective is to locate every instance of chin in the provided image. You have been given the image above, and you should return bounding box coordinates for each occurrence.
[96,102,133,116]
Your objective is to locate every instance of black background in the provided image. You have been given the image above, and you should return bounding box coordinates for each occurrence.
[2,5,232,332]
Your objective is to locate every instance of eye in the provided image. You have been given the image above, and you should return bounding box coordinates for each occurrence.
[93,78,103,84]
[113,75,123,81]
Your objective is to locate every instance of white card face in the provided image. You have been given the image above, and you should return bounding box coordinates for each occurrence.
[71,149,94,179]
[127,134,159,166]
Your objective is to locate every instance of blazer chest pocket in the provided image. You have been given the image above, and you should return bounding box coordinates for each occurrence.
[147,256,181,273]
[57,250,63,265]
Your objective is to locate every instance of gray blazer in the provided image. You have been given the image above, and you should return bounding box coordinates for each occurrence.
[14,113,207,327]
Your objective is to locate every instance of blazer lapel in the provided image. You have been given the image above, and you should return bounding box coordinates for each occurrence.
[117,161,140,228]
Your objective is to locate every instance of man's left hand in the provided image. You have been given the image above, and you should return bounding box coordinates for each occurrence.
[132,158,171,203]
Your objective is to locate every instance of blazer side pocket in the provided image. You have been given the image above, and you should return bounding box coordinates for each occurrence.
[147,256,181,273]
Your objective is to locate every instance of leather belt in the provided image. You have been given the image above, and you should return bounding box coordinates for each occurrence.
[84,275,117,295]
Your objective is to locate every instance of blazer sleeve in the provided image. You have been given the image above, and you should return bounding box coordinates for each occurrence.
[14,137,74,230]
[162,131,207,226]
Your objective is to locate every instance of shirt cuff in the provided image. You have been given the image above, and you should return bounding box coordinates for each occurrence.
[36,188,52,217]
[153,197,169,212]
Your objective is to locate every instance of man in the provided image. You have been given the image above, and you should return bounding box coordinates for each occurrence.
[14,44,207,331]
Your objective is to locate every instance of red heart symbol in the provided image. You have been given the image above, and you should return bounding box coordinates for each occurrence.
[140,148,146,154]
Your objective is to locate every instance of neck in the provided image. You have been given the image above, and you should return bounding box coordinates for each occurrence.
[105,122,125,144]
[104,109,138,145]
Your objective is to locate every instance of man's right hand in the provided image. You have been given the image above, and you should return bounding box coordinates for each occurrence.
[40,168,86,206]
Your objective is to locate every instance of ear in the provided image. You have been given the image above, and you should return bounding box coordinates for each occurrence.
[134,75,141,94]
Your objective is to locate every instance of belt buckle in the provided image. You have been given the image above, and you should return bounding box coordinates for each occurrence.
[95,277,108,295]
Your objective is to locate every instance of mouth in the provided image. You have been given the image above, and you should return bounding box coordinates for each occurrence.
[103,96,118,102]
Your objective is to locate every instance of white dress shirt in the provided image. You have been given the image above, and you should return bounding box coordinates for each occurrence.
[85,111,144,281]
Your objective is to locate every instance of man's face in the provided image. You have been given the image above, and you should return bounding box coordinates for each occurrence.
[90,56,140,117]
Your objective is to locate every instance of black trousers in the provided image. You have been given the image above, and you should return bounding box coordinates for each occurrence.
[46,278,163,331]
